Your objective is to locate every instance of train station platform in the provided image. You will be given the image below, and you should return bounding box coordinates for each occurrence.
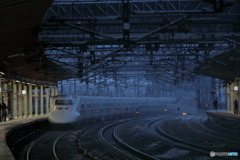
[0,116,47,160]
[207,110,240,120]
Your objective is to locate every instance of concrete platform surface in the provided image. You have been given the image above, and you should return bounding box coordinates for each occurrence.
[0,116,47,160]
[207,110,240,120]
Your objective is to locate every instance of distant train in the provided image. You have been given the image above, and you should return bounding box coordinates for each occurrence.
[48,95,177,124]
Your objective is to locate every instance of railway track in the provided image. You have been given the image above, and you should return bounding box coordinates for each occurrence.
[98,115,211,160]
[98,119,159,160]
[147,116,239,160]
[187,116,240,144]
[105,115,207,160]
[142,116,209,155]
[204,117,240,136]
[155,117,212,154]
[113,122,159,160]
[26,129,74,160]
[25,114,240,160]
[98,120,140,160]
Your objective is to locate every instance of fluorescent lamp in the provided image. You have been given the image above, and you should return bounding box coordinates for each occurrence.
[7,53,25,58]
[234,86,238,91]
[22,90,26,94]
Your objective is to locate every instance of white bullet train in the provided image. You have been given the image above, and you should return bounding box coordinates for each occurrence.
[48,95,140,124]
[48,95,81,123]
[48,95,177,124]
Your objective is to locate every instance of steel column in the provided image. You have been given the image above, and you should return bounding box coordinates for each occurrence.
[46,88,50,114]
[18,83,22,118]
[23,85,27,117]
[40,85,44,115]
[28,84,33,117]
[34,86,38,116]
[12,83,17,119]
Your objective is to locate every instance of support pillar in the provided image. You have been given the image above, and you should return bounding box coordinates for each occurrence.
[3,83,8,104]
[54,86,58,95]
[61,81,63,94]
[74,79,77,94]
[229,83,234,112]
[46,88,50,114]
[86,82,89,96]
[12,83,17,119]
[51,87,55,97]
[2,83,9,121]
[28,84,32,117]
[23,85,27,117]
[18,83,22,118]
[69,80,72,94]
[40,85,44,115]
[34,86,38,116]
[227,84,233,112]
[0,77,2,102]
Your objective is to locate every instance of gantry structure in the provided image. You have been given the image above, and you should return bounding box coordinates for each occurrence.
[40,0,240,87]
[0,0,240,86]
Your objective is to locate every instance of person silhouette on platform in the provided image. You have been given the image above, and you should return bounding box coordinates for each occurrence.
[234,99,239,115]
[177,107,180,113]
[213,99,218,110]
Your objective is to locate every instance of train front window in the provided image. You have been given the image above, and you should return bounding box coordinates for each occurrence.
[55,100,73,105]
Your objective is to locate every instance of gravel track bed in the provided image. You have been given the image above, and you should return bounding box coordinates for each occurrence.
[117,119,170,157]
[35,113,240,160]
[76,120,128,160]
[117,117,210,160]
[204,118,240,136]
[157,116,240,153]
[56,130,88,160]
[27,130,68,160]
[190,117,240,143]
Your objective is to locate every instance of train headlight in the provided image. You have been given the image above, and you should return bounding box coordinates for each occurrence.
[182,112,187,116]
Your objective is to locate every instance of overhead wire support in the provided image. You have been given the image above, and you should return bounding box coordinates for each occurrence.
[66,24,116,41]
[122,0,130,48]
[77,15,188,81]
[136,15,188,42]
[47,47,85,59]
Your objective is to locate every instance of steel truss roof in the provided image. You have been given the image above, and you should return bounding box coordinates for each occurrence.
[40,0,240,85]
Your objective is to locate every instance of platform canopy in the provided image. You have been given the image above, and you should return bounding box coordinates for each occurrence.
[0,0,240,83]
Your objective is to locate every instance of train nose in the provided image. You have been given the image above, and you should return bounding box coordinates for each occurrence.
[48,111,80,123]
